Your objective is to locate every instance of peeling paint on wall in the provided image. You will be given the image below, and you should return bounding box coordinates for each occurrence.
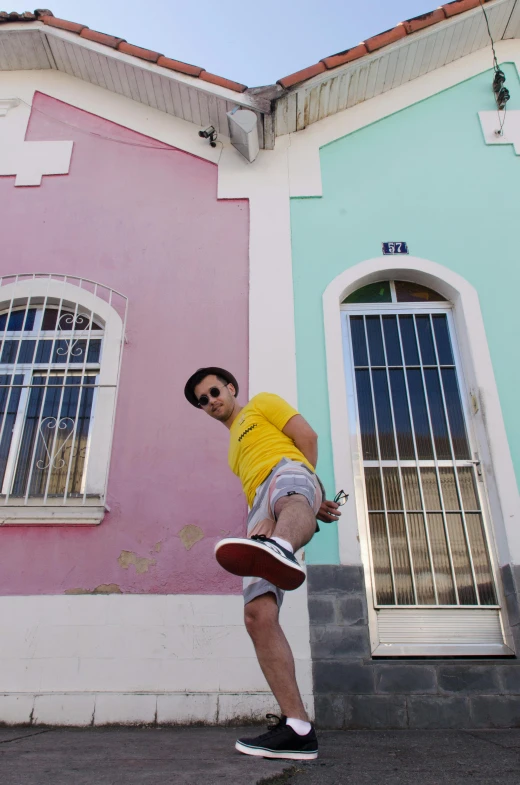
[117,550,156,574]
[65,583,123,595]
[179,525,204,551]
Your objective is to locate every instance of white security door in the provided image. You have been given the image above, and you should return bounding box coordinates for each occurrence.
[343,281,509,655]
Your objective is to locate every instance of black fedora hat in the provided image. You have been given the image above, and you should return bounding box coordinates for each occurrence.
[184,367,239,408]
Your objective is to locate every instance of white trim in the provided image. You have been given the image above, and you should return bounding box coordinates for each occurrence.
[0,279,125,522]
[323,257,520,574]
[0,505,105,525]
[0,93,72,185]
[0,97,19,116]
[287,40,520,197]
[479,108,520,153]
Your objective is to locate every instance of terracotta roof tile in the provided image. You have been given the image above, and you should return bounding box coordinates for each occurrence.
[321,44,368,70]
[41,14,86,34]
[403,9,446,34]
[277,62,327,89]
[364,24,407,53]
[80,29,125,49]
[157,56,203,78]
[117,41,161,63]
[442,0,482,17]
[199,71,247,93]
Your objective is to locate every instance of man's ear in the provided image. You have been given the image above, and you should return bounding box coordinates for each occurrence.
[228,383,236,397]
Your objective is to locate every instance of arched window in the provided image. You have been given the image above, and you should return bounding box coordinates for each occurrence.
[0,275,126,524]
[340,277,504,654]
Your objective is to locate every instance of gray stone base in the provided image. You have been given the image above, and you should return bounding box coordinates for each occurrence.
[308,564,520,730]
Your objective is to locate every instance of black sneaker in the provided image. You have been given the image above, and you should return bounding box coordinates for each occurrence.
[235,715,318,760]
[215,535,306,591]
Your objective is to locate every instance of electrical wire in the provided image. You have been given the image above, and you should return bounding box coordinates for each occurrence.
[16,97,224,162]
[478,0,509,134]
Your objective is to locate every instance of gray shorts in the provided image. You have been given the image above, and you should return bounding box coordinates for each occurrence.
[243,458,323,608]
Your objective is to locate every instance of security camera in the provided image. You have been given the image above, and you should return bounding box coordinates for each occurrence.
[198,126,218,147]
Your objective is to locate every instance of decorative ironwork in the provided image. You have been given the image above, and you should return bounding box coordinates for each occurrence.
[36,416,76,470]
[56,311,91,359]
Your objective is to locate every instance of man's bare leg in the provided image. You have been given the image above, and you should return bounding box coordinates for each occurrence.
[244,592,308,721]
[248,495,316,547]
[273,495,316,551]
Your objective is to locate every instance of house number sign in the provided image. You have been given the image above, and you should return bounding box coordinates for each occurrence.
[382,242,409,255]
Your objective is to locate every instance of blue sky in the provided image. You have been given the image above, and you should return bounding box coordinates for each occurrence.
[49,0,439,86]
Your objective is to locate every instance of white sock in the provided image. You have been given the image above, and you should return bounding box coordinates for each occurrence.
[271,537,293,553]
[286,717,312,736]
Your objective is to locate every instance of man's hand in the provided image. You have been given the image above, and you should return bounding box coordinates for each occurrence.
[317,499,342,524]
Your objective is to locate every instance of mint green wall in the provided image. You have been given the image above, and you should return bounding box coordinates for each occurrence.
[292,64,520,565]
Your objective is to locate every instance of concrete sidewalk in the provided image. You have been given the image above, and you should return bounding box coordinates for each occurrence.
[1,726,520,785]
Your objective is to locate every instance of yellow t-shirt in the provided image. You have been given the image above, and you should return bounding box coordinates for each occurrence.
[228,392,314,507]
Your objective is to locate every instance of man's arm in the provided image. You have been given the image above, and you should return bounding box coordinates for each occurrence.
[283,414,342,524]
[282,414,318,468]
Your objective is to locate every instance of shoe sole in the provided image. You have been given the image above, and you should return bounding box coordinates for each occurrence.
[215,539,306,591]
[235,741,318,760]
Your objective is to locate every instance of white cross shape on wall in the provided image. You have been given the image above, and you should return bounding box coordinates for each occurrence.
[0,97,73,186]
[479,110,520,155]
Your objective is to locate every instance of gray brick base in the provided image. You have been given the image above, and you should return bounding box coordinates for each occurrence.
[308,563,520,730]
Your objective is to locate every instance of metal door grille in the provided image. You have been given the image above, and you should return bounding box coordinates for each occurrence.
[348,311,497,608]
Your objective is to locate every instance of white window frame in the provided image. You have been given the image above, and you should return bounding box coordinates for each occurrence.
[323,257,518,656]
[0,276,127,525]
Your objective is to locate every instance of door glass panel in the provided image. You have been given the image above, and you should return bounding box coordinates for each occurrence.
[441,368,470,459]
[348,305,498,610]
[388,513,414,604]
[466,513,496,605]
[402,468,422,511]
[350,316,368,366]
[424,368,452,460]
[421,468,442,510]
[394,281,446,303]
[408,513,436,605]
[407,369,434,459]
[366,316,385,367]
[369,513,394,604]
[344,281,391,304]
[382,316,402,366]
[416,315,437,365]
[427,513,457,604]
[355,370,378,460]
[432,314,454,365]
[389,369,415,460]
[372,370,396,460]
[383,467,403,510]
[399,315,420,365]
[446,513,477,604]
[457,467,479,510]
[365,468,384,510]
[439,468,460,510]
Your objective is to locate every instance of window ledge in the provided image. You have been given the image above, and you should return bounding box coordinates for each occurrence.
[0,503,105,525]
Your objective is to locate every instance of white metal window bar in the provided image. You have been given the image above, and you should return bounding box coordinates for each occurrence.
[0,274,127,522]
[343,284,499,611]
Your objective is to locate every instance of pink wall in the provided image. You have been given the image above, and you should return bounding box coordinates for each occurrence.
[0,93,249,595]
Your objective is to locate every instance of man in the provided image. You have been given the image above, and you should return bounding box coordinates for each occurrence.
[184,367,342,761]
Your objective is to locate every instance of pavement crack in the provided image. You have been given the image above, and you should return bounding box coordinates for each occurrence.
[465,731,520,753]
[0,729,52,745]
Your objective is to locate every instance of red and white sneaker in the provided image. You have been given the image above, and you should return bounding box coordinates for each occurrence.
[215,535,306,591]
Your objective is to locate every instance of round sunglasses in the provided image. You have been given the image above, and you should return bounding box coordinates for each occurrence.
[197,385,228,408]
